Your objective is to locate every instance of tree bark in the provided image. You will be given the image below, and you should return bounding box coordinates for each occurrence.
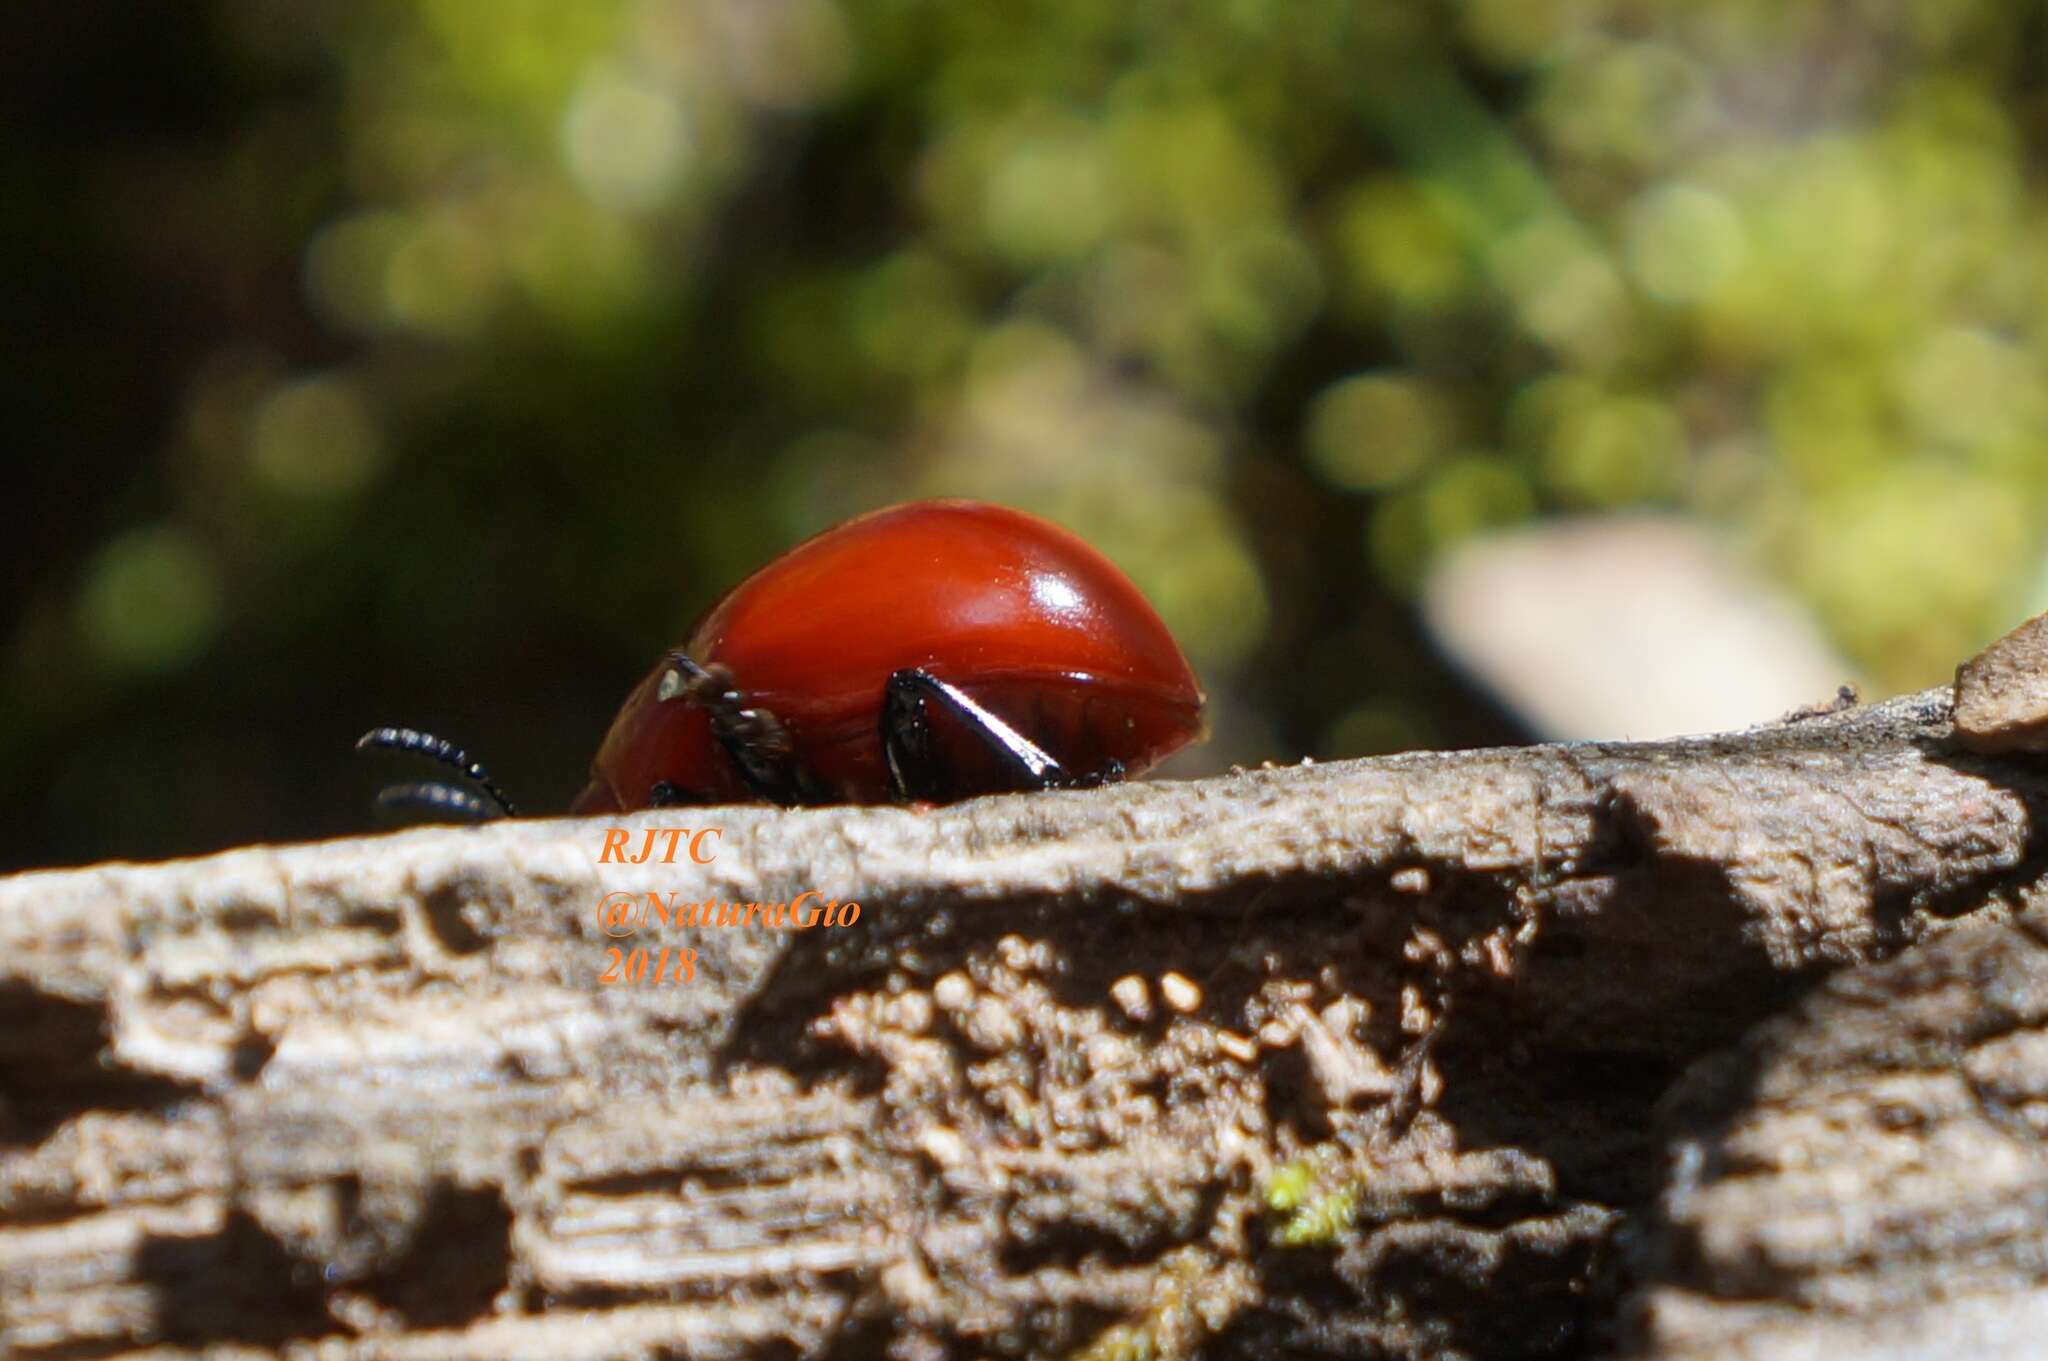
[3,683,2044,1359]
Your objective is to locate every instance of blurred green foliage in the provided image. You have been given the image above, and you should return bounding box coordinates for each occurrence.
[4,0,2046,869]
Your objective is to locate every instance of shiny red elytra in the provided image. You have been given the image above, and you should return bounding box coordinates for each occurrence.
[360,499,1205,818]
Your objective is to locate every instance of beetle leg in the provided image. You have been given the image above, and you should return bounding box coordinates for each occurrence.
[356,726,519,818]
[658,652,833,806]
[883,668,1105,801]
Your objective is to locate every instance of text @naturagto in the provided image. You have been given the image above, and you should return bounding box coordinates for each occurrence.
[591,825,862,986]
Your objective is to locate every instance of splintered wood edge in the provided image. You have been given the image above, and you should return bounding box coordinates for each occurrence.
[0,683,1979,962]
[1956,609,2048,753]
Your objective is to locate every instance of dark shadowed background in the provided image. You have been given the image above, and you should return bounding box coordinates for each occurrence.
[4,0,2045,871]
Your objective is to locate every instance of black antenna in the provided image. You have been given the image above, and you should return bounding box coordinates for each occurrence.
[356,726,519,818]
[370,780,498,823]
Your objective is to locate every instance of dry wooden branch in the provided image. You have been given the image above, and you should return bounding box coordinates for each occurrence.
[3,683,2044,1359]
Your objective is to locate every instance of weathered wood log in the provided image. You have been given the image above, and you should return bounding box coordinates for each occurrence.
[2,682,2043,1359]
[1630,915,2048,1361]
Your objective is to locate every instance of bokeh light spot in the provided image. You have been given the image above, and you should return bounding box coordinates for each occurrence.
[75,526,223,676]
[981,121,1114,266]
[1458,0,1575,67]
[1332,178,1469,311]
[1902,326,2039,453]
[1305,372,1449,491]
[716,0,853,111]
[384,212,501,338]
[1793,468,2026,689]
[561,67,693,212]
[505,192,651,328]
[1424,458,1536,547]
[1197,227,1324,356]
[1626,183,1746,304]
[1543,393,1684,507]
[1488,218,1631,362]
[303,211,412,335]
[249,375,386,500]
[1370,458,1534,591]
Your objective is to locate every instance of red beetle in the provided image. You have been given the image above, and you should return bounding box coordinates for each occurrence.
[361,500,1205,816]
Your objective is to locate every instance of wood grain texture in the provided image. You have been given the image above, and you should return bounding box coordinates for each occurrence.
[3,684,2044,1359]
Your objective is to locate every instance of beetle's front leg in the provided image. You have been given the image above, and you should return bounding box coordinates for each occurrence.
[657,653,831,806]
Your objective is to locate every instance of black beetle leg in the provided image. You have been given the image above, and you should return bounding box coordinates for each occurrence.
[656,652,832,806]
[882,668,1094,801]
